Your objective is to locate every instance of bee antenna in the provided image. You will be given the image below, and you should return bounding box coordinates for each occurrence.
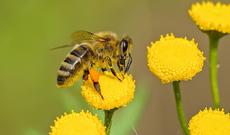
[50,44,74,51]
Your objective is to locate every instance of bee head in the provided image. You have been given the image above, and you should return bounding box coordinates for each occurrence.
[117,36,133,73]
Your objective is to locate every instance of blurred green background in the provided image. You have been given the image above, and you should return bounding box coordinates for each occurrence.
[1,0,230,135]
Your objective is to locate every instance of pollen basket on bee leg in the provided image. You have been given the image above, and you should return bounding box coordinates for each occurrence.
[89,69,100,82]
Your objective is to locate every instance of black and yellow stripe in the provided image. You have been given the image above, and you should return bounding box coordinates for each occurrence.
[57,44,93,87]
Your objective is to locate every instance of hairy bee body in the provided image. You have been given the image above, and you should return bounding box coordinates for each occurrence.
[56,31,132,88]
[57,44,94,87]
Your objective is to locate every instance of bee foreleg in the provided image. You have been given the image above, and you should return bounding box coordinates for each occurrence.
[117,55,125,72]
[110,67,122,81]
[117,59,124,71]
[125,53,132,73]
[103,56,122,81]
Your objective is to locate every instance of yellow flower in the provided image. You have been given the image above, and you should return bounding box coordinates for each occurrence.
[147,34,205,83]
[189,1,230,34]
[49,110,105,135]
[189,108,230,135]
[81,72,135,110]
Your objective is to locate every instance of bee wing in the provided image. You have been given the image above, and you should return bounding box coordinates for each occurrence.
[50,44,75,51]
[50,31,108,51]
[71,31,108,44]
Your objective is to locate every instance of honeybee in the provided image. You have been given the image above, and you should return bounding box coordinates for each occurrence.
[55,31,133,98]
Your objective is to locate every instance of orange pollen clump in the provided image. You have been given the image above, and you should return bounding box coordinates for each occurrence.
[89,69,100,82]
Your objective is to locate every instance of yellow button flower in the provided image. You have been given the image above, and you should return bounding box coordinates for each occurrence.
[189,108,230,135]
[189,1,230,34]
[49,111,105,135]
[147,34,205,83]
[81,72,135,110]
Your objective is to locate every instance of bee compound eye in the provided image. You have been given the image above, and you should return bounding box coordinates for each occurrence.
[121,39,128,52]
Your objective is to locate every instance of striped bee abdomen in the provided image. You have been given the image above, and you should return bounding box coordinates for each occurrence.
[57,44,94,88]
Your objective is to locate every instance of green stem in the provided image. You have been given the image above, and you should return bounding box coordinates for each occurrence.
[104,109,116,135]
[172,81,189,135]
[209,35,220,108]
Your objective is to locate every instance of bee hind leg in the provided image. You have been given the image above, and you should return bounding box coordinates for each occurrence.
[93,82,104,99]
[83,69,89,80]
[87,68,104,99]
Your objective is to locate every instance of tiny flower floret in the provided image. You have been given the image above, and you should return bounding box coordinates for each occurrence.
[81,72,135,110]
[147,34,205,83]
[189,108,230,135]
[189,1,230,34]
[49,111,105,135]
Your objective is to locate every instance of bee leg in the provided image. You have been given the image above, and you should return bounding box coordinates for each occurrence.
[117,60,123,72]
[101,67,122,81]
[101,67,107,72]
[117,56,125,72]
[104,56,122,81]
[83,69,89,80]
[124,53,132,73]
[93,82,104,99]
[110,68,122,81]
[88,68,104,99]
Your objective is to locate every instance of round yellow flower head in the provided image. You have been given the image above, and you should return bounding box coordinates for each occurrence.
[189,108,230,135]
[189,1,230,34]
[147,34,205,83]
[81,72,135,110]
[49,110,105,135]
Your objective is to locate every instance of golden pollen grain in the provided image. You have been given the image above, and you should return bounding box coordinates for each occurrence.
[49,111,105,135]
[81,72,135,110]
[189,1,230,34]
[147,34,205,83]
[189,108,230,135]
